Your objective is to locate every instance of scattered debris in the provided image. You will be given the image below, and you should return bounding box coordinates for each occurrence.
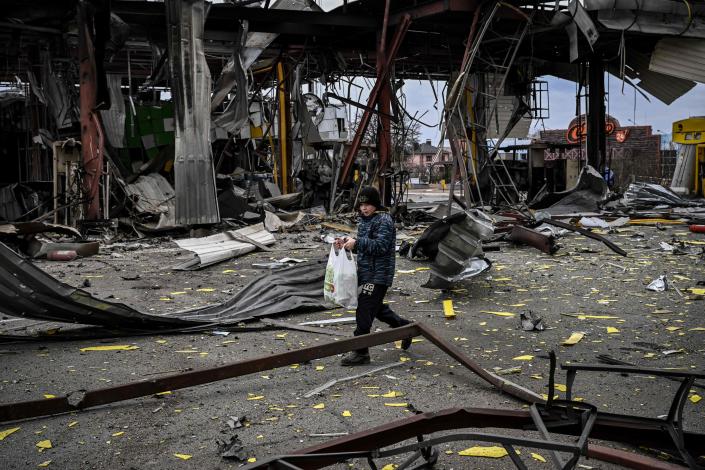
[520,311,545,331]
[621,183,698,208]
[562,332,585,346]
[646,275,668,292]
[298,317,356,327]
[0,3,704,469]
[218,434,248,460]
[0,242,330,329]
[508,225,558,254]
[304,362,405,398]
[173,224,276,270]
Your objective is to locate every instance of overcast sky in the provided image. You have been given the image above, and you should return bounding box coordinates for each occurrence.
[399,75,705,144]
[309,1,705,143]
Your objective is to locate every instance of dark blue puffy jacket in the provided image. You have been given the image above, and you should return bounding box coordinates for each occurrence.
[355,212,396,286]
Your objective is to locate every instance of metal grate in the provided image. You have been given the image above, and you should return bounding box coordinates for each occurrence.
[530,80,549,120]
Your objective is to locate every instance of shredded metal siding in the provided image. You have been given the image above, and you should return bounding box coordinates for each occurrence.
[166,0,220,226]
[484,74,531,139]
[650,38,705,84]
[486,96,532,139]
[124,173,177,229]
[173,223,276,270]
[99,74,126,148]
[624,51,695,105]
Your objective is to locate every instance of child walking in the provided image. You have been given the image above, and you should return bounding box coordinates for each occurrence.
[335,186,412,366]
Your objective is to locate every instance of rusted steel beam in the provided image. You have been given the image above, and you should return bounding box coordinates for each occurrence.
[78,5,104,220]
[274,407,703,470]
[586,445,687,470]
[508,225,558,254]
[388,0,479,24]
[338,14,411,186]
[0,324,421,423]
[0,322,546,424]
[289,407,534,468]
[376,38,392,201]
[276,61,292,194]
[541,219,627,256]
[377,0,392,200]
[416,322,543,404]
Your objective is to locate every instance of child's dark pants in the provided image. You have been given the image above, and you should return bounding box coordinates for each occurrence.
[354,283,408,354]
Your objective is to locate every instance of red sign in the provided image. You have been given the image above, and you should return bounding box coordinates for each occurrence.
[566,119,616,144]
[615,128,630,143]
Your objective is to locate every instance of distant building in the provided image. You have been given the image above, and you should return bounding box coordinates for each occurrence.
[532,115,663,189]
[404,139,451,168]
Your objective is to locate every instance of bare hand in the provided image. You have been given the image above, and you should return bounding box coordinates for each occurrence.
[342,238,356,250]
[334,237,347,250]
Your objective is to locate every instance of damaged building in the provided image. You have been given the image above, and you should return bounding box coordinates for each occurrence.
[0,1,704,469]
[1,0,705,219]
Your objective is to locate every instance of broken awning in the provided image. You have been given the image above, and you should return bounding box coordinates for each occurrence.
[0,242,329,330]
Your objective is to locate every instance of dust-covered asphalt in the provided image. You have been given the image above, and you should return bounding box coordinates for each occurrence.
[1,219,703,469]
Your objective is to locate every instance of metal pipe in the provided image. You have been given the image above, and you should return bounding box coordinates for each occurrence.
[277,61,290,194]
[286,407,703,470]
[507,225,558,254]
[540,219,627,256]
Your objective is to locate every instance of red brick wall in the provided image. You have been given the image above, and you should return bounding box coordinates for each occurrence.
[537,125,661,188]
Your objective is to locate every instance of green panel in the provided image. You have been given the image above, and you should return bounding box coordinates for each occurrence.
[136,106,151,126]
[155,132,174,147]
[161,102,174,117]
[151,107,165,133]
[124,112,141,148]
[146,147,160,160]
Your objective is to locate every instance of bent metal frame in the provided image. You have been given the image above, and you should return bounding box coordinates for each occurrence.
[1,322,702,469]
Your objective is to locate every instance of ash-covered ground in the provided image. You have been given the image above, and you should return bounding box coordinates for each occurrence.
[1,220,703,469]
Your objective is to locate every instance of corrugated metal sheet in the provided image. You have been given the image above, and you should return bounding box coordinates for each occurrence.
[636,77,695,106]
[0,241,328,329]
[166,0,220,225]
[484,74,531,139]
[586,0,705,39]
[624,51,695,105]
[99,74,126,148]
[173,223,276,270]
[650,38,705,84]
[585,0,703,16]
[486,96,532,139]
[124,173,176,229]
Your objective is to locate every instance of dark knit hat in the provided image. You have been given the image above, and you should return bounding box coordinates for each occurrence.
[358,186,383,210]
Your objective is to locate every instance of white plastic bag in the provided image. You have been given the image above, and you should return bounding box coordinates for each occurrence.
[323,245,358,308]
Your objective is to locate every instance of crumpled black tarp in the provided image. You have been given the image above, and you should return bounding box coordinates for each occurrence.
[0,242,329,330]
